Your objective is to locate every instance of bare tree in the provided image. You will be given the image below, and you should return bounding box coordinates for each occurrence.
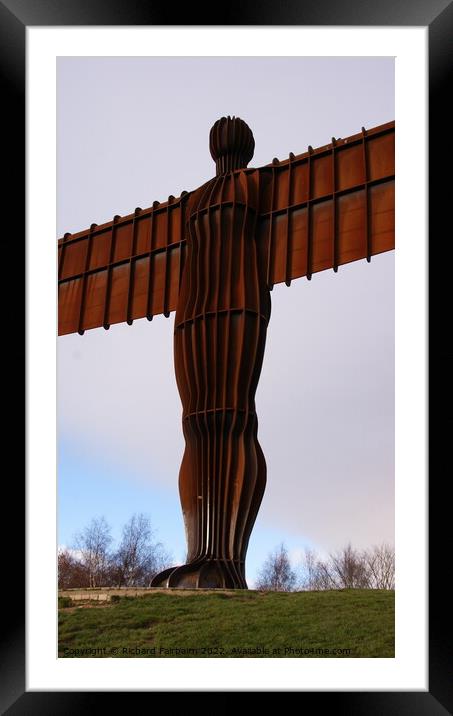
[299,543,395,591]
[112,513,172,587]
[58,548,89,589]
[328,543,370,589]
[299,548,335,591]
[256,543,296,592]
[364,544,395,590]
[73,516,113,588]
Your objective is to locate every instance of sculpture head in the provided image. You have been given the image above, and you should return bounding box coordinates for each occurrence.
[209,116,255,176]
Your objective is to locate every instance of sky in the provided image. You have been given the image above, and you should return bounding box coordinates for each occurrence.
[57,56,395,585]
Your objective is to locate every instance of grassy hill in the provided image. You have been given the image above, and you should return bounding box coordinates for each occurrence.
[58,588,394,658]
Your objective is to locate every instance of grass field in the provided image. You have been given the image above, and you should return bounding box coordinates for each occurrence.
[58,589,394,658]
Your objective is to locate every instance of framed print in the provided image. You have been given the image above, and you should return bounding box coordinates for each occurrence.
[5,0,451,710]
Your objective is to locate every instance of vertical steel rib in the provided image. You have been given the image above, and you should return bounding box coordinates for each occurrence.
[178,195,187,294]
[285,155,295,286]
[146,203,157,321]
[332,138,338,272]
[163,198,173,318]
[361,127,372,262]
[77,222,96,335]
[266,166,276,289]
[217,173,236,579]
[212,173,227,569]
[306,146,313,280]
[203,177,221,561]
[126,207,141,325]
[103,215,119,330]
[192,187,208,566]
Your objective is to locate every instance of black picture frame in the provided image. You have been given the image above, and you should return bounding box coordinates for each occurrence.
[4,0,451,711]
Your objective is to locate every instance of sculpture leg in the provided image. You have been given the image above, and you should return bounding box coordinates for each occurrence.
[151,308,269,589]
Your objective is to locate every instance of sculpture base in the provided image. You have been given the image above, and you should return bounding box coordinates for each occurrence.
[151,559,248,590]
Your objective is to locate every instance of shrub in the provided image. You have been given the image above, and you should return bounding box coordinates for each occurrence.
[58,596,72,608]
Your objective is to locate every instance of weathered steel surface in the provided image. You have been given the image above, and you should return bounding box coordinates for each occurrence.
[155,171,269,588]
[58,194,192,335]
[258,122,395,286]
[58,120,394,336]
[58,116,395,589]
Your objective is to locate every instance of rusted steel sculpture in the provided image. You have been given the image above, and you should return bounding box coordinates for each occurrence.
[58,117,395,588]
